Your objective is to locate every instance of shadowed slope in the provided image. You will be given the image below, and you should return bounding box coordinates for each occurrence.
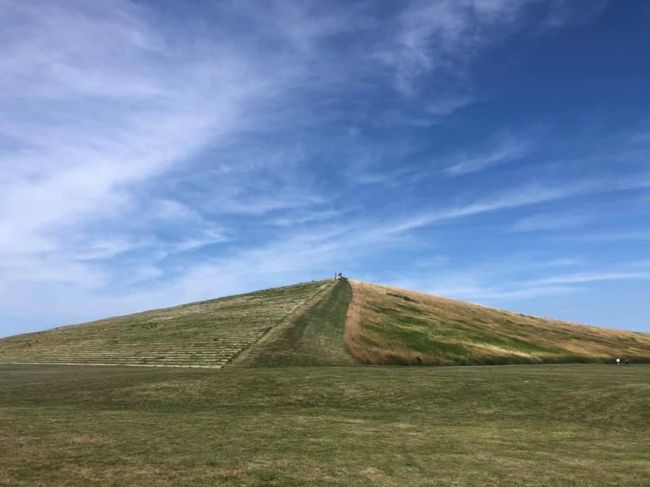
[234,278,356,366]
[0,281,330,368]
[345,280,650,365]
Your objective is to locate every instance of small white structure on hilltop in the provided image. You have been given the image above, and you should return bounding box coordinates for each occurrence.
[334,272,343,280]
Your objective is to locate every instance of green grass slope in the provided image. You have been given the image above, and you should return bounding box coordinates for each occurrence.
[346,280,650,365]
[0,280,330,368]
[234,278,356,366]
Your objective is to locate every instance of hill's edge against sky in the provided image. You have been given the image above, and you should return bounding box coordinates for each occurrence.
[1,278,649,367]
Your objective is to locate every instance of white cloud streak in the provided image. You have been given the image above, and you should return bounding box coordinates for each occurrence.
[384,172,650,235]
[532,271,650,286]
[444,134,532,176]
[3,0,638,336]
[379,0,556,96]
[512,211,595,232]
[384,182,588,235]
[0,0,268,258]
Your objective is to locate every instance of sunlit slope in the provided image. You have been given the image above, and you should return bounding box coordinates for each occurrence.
[345,281,650,365]
[0,280,331,368]
[234,278,356,366]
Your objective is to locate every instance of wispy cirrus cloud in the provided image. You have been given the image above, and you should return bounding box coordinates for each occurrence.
[0,1,351,336]
[0,0,266,256]
[512,210,595,232]
[444,133,533,176]
[383,169,650,235]
[0,0,348,290]
[7,0,650,336]
[531,271,650,286]
[377,0,587,97]
[566,230,650,242]
[383,181,589,235]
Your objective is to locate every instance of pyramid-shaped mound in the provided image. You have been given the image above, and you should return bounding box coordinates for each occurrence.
[1,278,649,367]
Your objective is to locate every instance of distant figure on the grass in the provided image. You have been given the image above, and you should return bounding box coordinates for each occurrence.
[624,357,630,365]
[616,357,621,366]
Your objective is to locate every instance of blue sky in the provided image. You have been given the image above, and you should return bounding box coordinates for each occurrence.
[1,0,650,337]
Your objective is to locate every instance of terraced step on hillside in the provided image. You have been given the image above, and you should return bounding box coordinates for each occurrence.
[0,280,332,368]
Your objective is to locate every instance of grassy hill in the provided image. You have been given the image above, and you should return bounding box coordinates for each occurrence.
[345,280,650,365]
[0,280,333,368]
[2,277,649,368]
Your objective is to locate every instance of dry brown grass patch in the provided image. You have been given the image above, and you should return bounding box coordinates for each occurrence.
[344,280,650,365]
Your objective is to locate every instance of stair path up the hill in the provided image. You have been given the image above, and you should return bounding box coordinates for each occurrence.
[0,280,334,368]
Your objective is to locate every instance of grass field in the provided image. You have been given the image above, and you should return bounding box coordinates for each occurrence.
[1,364,648,486]
[346,281,650,365]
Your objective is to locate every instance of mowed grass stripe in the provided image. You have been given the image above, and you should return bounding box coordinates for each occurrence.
[234,278,356,366]
[0,280,331,368]
[345,280,650,365]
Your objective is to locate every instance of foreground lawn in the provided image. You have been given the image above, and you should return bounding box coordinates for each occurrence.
[1,364,648,486]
